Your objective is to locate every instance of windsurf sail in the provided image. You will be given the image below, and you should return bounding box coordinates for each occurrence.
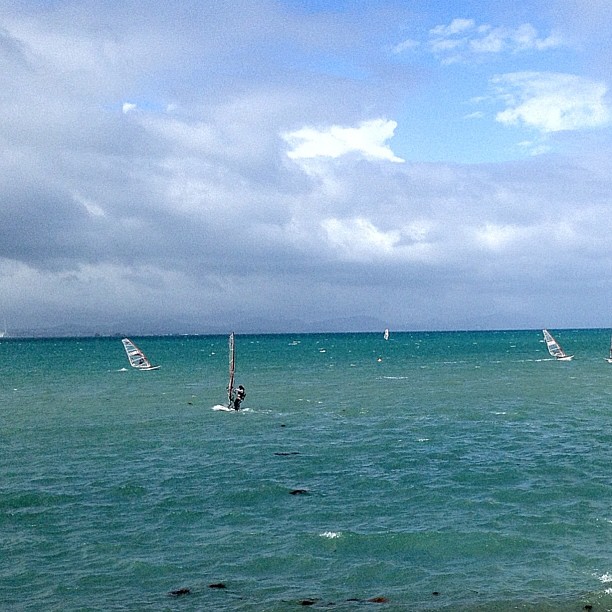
[227,332,235,406]
[121,338,160,370]
[542,329,573,361]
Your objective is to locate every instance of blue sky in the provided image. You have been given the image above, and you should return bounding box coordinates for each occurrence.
[1,0,612,334]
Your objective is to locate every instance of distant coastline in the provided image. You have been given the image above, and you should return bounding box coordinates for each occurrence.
[1,326,605,340]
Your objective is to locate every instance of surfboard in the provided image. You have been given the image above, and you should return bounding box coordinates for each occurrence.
[212,404,235,412]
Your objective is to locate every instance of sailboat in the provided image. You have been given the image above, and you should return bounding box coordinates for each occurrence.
[212,332,240,411]
[227,331,236,408]
[121,338,160,371]
[542,329,573,361]
[383,328,389,341]
[605,334,612,363]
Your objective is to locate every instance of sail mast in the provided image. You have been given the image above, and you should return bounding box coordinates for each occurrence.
[227,332,235,406]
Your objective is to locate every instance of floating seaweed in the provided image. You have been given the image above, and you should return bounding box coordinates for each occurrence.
[346,596,388,604]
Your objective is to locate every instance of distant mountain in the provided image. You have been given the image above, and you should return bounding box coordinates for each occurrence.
[8,313,394,337]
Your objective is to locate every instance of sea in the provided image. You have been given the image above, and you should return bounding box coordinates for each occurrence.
[2,329,612,611]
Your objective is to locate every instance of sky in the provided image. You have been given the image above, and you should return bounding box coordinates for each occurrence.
[1,0,612,334]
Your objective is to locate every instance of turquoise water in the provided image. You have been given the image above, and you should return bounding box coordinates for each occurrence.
[2,330,612,611]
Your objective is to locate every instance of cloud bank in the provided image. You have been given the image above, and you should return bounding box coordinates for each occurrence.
[1,1,612,334]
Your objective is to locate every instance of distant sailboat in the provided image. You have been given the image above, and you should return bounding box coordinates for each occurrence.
[212,332,244,411]
[606,334,612,363]
[542,329,573,361]
[383,328,389,341]
[121,338,160,371]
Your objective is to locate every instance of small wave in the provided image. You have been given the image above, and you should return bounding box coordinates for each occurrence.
[320,531,341,539]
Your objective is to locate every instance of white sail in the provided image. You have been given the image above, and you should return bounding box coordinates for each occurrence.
[227,332,235,407]
[606,334,612,363]
[542,329,573,361]
[383,328,389,340]
[121,338,160,371]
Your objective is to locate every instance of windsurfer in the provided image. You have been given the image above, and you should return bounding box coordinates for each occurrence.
[231,384,246,410]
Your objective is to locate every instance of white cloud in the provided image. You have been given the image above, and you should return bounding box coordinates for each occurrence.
[321,217,401,260]
[320,217,437,263]
[517,139,552,156]
[474,223,532,251]
[511,23,561,51]
[430,18,475,38]
[428,19,562,63]
[392,38,419,54]
[72,192,106,217]
[122,102,137,114]
[493,72,610,132]
[283,119,405,163]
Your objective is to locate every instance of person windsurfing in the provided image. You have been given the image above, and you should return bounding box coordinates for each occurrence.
[230,384,246,410]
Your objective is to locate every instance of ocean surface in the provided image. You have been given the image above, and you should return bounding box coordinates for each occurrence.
[2,329,612,611]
